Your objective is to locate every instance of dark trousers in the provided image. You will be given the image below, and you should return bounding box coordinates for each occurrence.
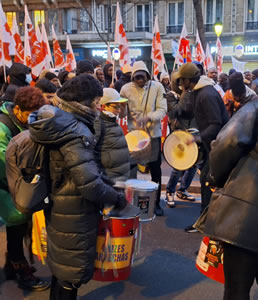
[223,243,258,300]
[6,223,27,262]
[49,276,78,300]
[200,157,212,213]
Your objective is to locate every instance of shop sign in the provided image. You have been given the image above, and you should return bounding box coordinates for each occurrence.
[92,48,142,59]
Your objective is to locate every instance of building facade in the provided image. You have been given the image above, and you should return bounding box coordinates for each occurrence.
[2,0,258,72]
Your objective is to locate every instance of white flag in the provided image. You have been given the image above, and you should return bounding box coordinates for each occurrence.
[231,56,247,73]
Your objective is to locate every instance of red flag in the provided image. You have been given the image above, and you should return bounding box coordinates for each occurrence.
[175,23,191,65]
[216,37,223,73]
[65,34,76,72]
[204,43,214,72]
[52,25,65,69]
[114,2,131,67]
[41,23,53,69]
[0,3,15,67]
[195,30,205,63]
[11,16,24,64]
[24,5,45,77]
[151,16,166,80]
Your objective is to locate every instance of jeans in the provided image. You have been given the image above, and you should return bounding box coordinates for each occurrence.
[166,166,197,194]
[223,243,258,300]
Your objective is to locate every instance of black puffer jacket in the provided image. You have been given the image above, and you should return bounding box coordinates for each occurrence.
[199,100,258,253]
[29,105,123,285]
[94,111,130,182]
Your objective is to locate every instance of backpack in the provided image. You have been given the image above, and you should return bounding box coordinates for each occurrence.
[5,130,51,214]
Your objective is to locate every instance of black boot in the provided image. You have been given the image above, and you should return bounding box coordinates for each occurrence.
[10,259,49,291]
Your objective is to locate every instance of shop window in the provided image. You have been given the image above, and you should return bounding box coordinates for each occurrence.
[34,10,45,27]
[48,10,58,34]
[246,0,258,30]
[205,0,223,32]
[63,9,78,34]
[167,2,184,33]
[136,4,152,32]
[6,12,16,30]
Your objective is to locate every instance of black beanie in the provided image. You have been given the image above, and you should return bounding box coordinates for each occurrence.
[229,72,246,97]
[252,69,258,78]
[57,74,103,106]
[44,72,58,81]
[76,60,94,75]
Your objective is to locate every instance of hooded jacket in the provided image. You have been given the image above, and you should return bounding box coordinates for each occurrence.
[28,104,123,285]
[198,99,258,253]
[120,62,167,138]
[94,111,130,182]
[183,76,229,149]
[0,102,28,226]
[103,63,113,88]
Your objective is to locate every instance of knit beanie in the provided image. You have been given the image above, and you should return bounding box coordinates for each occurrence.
[229,72,246,96]
[252,69,258,78]
[44,72,58,81]
[77,60,94,75]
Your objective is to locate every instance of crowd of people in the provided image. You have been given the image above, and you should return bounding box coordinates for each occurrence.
[0,58,258,299]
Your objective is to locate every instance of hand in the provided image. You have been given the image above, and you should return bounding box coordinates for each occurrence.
[115,193,127,210]
[136,116,150,128]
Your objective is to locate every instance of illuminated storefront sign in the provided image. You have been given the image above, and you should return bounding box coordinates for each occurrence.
[209,43,258,57]
[92,48,142,59]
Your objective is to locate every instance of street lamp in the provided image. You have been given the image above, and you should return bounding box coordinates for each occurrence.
[214,18,223,37]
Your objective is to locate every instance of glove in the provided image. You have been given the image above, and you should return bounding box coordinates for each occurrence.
[115,193,127,211]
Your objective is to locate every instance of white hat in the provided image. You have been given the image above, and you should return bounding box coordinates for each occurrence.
[100,88,128,105]
[122,63,132,74]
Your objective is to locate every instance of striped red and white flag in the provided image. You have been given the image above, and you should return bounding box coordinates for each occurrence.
[114,2,131,68]
[204,43,214,71]
[195,30,205,64]
[216,37,223,73]
[11,16,24,64]
[24,5,45,77]
[41,23,54,69]
[52,25,65,69]
[151,16,166,80]
[65,34,76,72]
[0,3,15,67]
[175,23,192,65]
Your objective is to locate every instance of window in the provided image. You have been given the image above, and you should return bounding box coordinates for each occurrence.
[136,4,152,32]
[18,12,25,35]
[6,12,16,29]
[205,0,223,32]
[104,5,116,32]
[167,2,184,33]
[80,9,91,32]
[48,10,58,34]
[34,10,45,27]
[63,9,78,34]
[246,0,258,30]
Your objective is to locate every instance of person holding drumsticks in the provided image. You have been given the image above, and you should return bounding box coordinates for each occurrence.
[120,61,167,216]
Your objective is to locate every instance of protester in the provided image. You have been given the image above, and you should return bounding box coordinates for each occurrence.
[165,72,197,208]
[28,74,127,300]
[58,70,69,85]
[120,61,167,216]
[228,68,236,76]
[198,72,258,300]
[94,68,105,87]
[207,67,225,98]
[116,69,123,80]
[114,63,132,92]
[218,73,230,92]
[244,71,252,88]
[174,63,228,232]
[92,59,101,69]
[251,69,258,94]
[0,86,48,291]
[35,78,57,104]
[76,59,94,75]
[43,72,61,89]
[160,71,170,93]
[94,88,130,182]
[103,63,114,87]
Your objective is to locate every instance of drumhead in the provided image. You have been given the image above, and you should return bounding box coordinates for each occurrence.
[125,130,150,152]
[106,203,141,218]
[125,179,158,191]
[163,130,198,170]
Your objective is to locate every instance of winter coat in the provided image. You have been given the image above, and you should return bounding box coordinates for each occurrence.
[120,63,167,138]
[199,99,258,253]
[182,76,228,150]
[103,63,114,88]
[94,111,130,182]
[29,104,123,285]
[114,73,131,93]
[0,102,28,226]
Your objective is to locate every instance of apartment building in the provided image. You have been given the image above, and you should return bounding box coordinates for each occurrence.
[2,0,258,71]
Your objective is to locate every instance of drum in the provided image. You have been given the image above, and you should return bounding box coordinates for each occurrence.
[163,129,201,171]
[196,236,224,284]
[124,179,158,222]
[125,130,151,164]
[93,204,141,282]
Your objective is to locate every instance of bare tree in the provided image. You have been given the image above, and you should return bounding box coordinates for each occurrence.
[193,0,206,49]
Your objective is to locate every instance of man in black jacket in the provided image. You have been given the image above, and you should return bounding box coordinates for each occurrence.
[174,63,228,232]
[114,63,132,93]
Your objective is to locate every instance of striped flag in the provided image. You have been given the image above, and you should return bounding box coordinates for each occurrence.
[12,16,24,64]
[175,23,192,65]
[52,25,65,69]
[195,30,205,63]
[65,34,76,72]
[204,43,214,71]
[151,16,166,80]
[216,37,223,73]
[114,2,131,67]
[41,23,53,69]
